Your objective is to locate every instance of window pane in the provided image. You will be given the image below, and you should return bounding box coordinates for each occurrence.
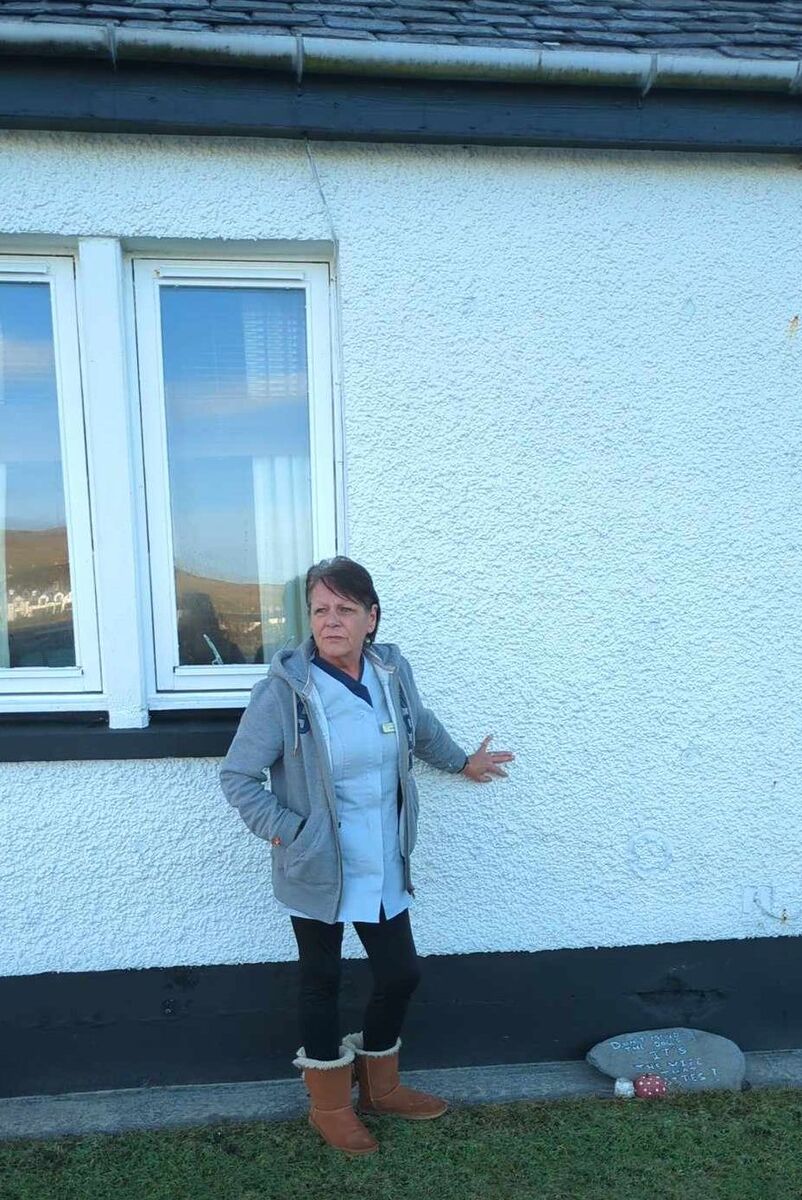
[158,285,314,667]
[0,281,75,669]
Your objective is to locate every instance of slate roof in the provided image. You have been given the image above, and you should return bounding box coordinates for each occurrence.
[1,0,802,61]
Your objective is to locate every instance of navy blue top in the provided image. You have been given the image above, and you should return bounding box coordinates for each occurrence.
[312,651,373,708]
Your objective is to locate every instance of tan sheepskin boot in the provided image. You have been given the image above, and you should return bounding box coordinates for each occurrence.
[293,1044,379,1156]
[342,1031,448,1120]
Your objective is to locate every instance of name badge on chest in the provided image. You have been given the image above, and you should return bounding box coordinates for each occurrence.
[381,721,396,734]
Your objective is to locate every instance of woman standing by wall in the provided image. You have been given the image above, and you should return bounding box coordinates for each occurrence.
[220,556,514,1156]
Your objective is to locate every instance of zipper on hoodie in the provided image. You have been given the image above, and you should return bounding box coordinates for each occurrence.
[303,687,345,922]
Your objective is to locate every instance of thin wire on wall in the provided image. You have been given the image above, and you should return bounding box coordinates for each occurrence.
[304,138,349,555]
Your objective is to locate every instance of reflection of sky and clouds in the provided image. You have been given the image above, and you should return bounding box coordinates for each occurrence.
[1,281,74,668]
[0,281,67,531]
[159,286,314,584]
[1,280,316,667]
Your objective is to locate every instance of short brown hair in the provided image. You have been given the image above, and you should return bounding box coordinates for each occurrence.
[305,557,381,644]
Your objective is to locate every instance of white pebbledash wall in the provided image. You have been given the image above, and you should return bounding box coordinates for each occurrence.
[1,131,800,976]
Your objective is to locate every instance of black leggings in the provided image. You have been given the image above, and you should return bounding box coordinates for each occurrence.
[290,904,421,1061]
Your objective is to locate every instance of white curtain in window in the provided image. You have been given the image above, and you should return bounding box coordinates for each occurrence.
[252,455,312,659]
[0,463,9,668]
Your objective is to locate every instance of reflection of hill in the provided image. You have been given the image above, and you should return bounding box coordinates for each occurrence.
[3,531,302,664]
[175,569,289,662]
[7,527,71,591]
[175,569,285,616]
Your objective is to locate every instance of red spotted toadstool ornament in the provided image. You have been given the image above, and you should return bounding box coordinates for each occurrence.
[633,1073,668,1098]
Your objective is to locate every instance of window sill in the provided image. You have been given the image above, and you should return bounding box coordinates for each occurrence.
[0,710,243,762]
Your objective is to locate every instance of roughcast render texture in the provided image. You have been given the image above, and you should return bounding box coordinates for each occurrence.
[1,132,800,974]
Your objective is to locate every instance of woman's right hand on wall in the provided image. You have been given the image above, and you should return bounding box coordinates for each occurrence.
[462,735,515,783]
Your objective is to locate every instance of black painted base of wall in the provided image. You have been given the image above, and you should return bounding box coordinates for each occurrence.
[1,936,799,1099]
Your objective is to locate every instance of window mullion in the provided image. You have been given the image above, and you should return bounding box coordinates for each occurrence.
[77,238,149,729]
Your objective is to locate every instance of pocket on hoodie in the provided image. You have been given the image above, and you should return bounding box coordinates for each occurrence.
[269,814,309,871]
[283,813,338,885]
[284,812,316,863]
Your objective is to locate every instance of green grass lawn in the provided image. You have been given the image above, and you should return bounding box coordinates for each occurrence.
[3,1087,802,1200]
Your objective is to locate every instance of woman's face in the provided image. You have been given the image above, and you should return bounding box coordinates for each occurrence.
[309,580,377,665]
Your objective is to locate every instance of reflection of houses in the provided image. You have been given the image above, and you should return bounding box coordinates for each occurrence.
[9,587,72,620]
[2,0,801,1118]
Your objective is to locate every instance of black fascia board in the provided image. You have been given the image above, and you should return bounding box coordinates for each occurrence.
[0,56,800,151]
[0,711,243,761]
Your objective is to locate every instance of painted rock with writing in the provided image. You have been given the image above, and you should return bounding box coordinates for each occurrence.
[586,1027,745,1092]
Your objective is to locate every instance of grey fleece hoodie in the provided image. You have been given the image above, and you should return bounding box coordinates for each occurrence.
[219,636,468,924]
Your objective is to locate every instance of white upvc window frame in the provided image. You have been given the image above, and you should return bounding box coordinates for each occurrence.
[131,257,338,699]
[0,254,102,701]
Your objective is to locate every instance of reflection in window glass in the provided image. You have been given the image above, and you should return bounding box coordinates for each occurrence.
[0,282,75,668]
[158,285,313,666]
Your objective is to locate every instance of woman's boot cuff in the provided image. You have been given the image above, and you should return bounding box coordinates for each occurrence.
[292,1044,355,1071]
[342,1031,402,1058]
